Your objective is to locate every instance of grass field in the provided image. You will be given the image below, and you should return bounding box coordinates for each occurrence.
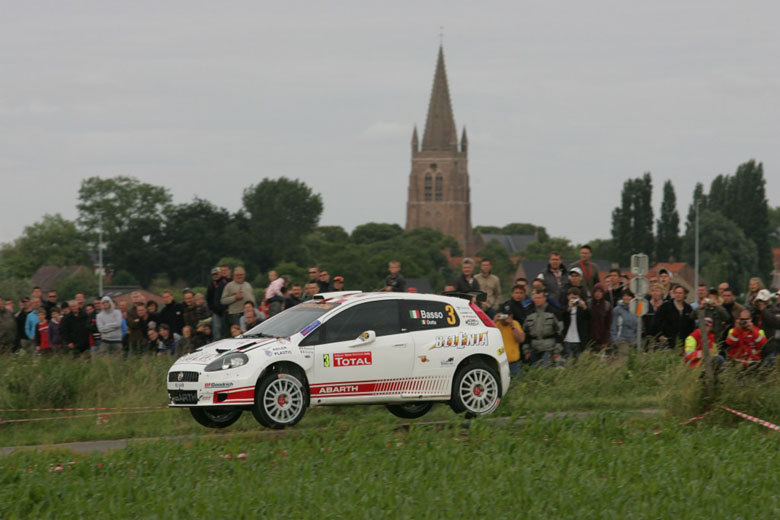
[3,353,780,518]
[3,414,780,518]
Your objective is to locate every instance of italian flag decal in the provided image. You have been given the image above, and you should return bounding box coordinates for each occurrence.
[409,310,421,319]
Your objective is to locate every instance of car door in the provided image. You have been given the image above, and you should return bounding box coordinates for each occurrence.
[307,300,414,403]
[398,299,466,397]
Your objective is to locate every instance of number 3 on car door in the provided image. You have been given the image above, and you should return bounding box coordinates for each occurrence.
[445,305,456,325]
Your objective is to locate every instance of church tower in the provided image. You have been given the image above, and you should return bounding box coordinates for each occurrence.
[405,46,476,255]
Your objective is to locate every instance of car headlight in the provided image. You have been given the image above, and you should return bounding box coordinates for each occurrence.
[204,352,249,372]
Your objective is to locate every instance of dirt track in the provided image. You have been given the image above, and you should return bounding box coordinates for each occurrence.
[1,409,663,455]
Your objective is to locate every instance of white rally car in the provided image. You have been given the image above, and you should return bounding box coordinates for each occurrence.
[167,291,510,429]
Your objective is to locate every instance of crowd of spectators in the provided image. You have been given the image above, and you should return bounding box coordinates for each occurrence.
[1,251,778,376]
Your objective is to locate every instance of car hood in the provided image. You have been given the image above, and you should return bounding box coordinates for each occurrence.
[174,337,279,365]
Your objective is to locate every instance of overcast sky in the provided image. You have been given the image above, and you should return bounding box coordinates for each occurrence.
[2,1,778,247]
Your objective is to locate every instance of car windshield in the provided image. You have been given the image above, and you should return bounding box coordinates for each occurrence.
[243,302,336,339]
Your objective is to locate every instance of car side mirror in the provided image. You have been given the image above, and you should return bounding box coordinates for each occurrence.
[354,330,376,346]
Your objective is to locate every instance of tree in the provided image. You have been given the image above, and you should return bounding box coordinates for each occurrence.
[611,173,654,265]
[685,182,705,235]
[77,176,172,238]
[474,223,549,242]
[682,210,758,292]
[655,180,681,261]
[0,214,91,279]
[242,177,323,269]
[522,237,578,261]
[588,238,619,264]
[159,199,240,286]
[351,223,403,244]
[52,268,99,299]
[76,176,172,288]
[769,206,780,248]
[727,161,772,276]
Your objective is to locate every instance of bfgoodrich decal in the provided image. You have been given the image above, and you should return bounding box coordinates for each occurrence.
[429,331,488,350]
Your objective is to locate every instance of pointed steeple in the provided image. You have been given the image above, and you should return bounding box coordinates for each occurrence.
[421,45,458,152]
[460,126,468,153]
[411,126,419,153]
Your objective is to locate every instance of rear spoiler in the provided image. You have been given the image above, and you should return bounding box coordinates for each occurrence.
[442,290,487,303]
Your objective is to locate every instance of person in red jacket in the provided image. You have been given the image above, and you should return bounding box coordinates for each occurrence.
[725,310,767,366]
[683,317,720,367]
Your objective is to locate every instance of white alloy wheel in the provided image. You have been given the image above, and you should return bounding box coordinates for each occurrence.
[452,364,500,416]
[252,369,308,429]
[263,377,305,424]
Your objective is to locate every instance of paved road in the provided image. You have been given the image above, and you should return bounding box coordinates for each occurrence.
[1,409,663,456]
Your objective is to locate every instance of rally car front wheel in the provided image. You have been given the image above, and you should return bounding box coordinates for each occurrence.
[450,360,501,417]
[252,366,308,429]
[190,407,242,428]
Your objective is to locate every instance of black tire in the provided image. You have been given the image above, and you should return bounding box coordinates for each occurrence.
[450,360,501,416]
[251,366,308,429]
[386,402,434,419]
[189,407,242,429]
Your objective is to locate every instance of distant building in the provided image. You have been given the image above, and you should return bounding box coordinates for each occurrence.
[406,46,477,256]
[31,265,91,292]
[477,233,537,255]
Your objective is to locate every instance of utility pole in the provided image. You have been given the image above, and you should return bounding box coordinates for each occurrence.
[98,222,105,298]
[630,254,649,351]
[693,199,715,400]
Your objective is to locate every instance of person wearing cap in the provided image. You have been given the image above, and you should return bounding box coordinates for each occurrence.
[752,289,780,364]
[683,317,721,367]
[332,276,345,291]
[656,268,673,301]
[206,267,229,340]
[560,266,591,307]
[494,312,525,376]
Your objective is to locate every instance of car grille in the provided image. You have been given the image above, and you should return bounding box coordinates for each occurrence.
[168,371,199,383]
[168,390,198,405]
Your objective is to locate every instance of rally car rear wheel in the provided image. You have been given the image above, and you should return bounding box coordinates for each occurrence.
[386,402,434,419]
[189,407,242,428]
[450,360,501,416]
[252,367,308,429]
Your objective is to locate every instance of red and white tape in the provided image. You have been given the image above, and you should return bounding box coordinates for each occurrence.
[718,405,780,432]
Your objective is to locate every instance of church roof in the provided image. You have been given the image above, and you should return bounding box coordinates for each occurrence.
[479,233,537,254]
[421,46,458,152]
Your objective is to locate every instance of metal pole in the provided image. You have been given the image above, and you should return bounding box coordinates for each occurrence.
[98,223,104,298]
[694,200,699,294]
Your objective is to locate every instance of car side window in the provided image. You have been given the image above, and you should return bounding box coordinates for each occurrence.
[320,301,401,344]
[400,300,460,331]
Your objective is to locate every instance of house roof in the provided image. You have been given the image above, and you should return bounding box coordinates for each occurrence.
[478,233,537,254]
[30,265,88,292]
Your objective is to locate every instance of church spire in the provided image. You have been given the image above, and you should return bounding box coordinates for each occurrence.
[421,45,458,152]
[460,126,468,153]
[411,126,419,152]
